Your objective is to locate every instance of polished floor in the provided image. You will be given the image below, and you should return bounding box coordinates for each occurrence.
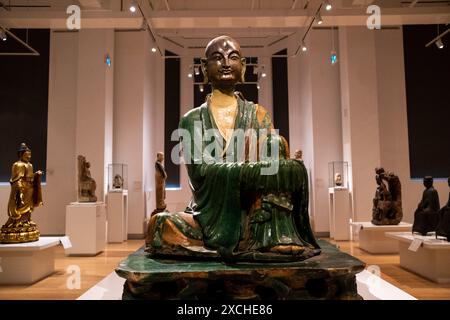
[0,239,449,300]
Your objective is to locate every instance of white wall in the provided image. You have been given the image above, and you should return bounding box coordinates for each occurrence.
[339,27,381,222]
[286,28,343,233]
[76,29,114,201]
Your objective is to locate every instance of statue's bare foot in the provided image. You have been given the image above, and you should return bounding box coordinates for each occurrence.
[269,245,305,255]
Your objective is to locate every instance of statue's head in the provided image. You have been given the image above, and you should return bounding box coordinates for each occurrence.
[375,167,385,175]
[157,152,164,162]
[423,176,433,188]
[294,149,303,160]
[201,35,246,88]
[17,143,31,162]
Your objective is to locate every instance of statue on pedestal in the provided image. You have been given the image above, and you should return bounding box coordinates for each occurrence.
[77,155,97,202]
[371,167,403,225]
[113,174,124,189]
[152,152,167,216]
[412,176,440,235]
[0,143,43,243]
[436,177,450,241]
[146,35,320,262]
[334,173,343,187]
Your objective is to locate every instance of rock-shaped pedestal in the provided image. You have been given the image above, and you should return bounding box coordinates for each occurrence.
[115,240,365,300]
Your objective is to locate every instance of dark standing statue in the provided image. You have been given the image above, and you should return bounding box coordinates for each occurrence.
[152,152,167,216]
[145,35,320,262]
[371,167,403,225]
[412,176,440,235]
[436,177,450,241]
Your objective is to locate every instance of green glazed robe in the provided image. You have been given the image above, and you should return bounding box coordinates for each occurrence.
[178,95,319,254]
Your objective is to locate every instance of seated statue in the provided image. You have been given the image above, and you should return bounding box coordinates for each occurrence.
[145,35,320,262]
[0,143,43,243]
[412,176,440,235]
[371,167,403,225]
[436,177,450,241]
[77,155,97,202]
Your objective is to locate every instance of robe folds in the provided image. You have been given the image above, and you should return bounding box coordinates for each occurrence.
[177,94,319,253]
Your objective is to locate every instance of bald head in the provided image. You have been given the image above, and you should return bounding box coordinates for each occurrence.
[205,35,241,57]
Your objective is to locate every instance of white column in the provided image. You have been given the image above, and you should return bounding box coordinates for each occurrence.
[339,26,381,222]
[76,29,114,202]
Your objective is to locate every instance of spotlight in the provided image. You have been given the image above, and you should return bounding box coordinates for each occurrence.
[188,72,193,78]
[316,12,323,25]
[199,84,204,92]
[436,38,444,49]
[261,66,266,78]
[0,28,6,41]
[151,47,157,53]
[129,1,137,13]
[256,83,261,90]
[324,0,332,11]
[194,66,200,75]
[301,41,308,52]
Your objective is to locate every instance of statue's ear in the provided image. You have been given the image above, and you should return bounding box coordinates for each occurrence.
[240,57,246,83]
[201,58,209,84]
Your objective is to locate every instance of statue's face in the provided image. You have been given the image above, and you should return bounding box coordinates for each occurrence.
[157,153,164,162]
[21,150,31,162]
[203,37,245,87]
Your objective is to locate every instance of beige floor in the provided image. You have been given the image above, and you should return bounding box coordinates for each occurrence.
[0,239,449,300]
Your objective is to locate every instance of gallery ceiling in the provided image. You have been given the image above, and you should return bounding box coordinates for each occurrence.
[0,0,449,50]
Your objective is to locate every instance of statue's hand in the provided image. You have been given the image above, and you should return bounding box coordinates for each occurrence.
[36,170,44,176]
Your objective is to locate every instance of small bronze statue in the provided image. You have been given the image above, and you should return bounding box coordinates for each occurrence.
[151,152,167,216]
[371,167,403,225]
[412,176,440,235]
[77,155,97,202]
[113,174,124,189]
[436,177,450,241]
[0,143,43,243]
[334,173,343,187]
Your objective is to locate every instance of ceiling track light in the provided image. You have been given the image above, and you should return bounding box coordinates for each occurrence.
[316,12,323,25]
[129,0,137,13]
[301,41,308,52]
[436,38,444,49]
[324,0,332,11]
[0,28,6,41]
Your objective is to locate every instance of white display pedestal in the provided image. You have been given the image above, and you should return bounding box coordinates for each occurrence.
[350,222,413,254]
[386,232,450,283]
[328,187,351,240]
[0,237,61,284]
[65,202,106,256]
[107,190,128,243]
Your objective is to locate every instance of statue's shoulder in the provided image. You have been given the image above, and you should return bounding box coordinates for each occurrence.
[12,161,27,170]
[253,104,273,127]
[180,104,206,129]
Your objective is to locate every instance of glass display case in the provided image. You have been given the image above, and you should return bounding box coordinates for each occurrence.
[108,163,128,191]
[328,161,349,189]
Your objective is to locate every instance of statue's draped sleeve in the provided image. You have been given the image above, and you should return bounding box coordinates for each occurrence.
[7,162,42,219]
[179,96,319,252]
